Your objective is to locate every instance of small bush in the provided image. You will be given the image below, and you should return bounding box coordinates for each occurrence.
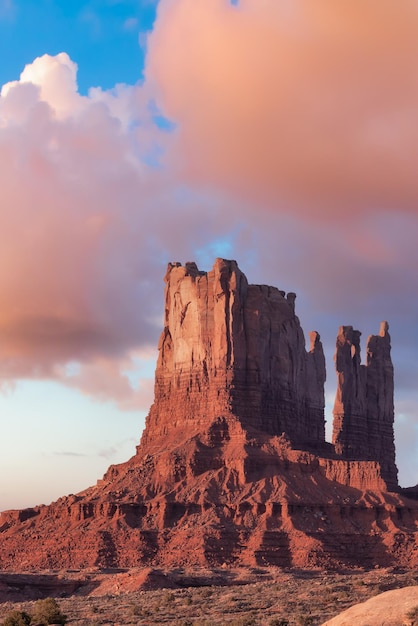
[31,598,67,625]
[3,611,31,626]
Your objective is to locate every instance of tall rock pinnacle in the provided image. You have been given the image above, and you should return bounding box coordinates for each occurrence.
[142,258,326,449]
[332,321,398,490]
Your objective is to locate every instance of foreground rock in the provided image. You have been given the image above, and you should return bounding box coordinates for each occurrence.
[322,585,418,626]
[0,259,417,571]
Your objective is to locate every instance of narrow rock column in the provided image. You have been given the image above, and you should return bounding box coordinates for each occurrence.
[332,326,368,457]
[366,322,397,490]
[332,322,398,490]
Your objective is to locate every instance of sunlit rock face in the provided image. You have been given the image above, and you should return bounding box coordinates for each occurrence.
[332,322,397,491]
[142,258,326,450]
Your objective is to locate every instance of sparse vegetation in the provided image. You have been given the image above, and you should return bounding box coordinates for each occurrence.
[2,599,66,626]
[3,612,31,626]
[0,568,418,626]
[31,598,67,625]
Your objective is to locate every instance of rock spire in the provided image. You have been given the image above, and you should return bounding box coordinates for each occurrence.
[332,321,397,490]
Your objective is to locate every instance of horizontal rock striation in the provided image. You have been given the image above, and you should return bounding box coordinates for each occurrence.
[0,431,415,571]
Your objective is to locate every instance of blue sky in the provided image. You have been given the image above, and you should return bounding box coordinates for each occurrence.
[0,0,158,510]
[0,0,156,91]
[1,0,418,510]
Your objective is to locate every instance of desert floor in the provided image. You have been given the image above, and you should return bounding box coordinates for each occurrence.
[1,566,418,625]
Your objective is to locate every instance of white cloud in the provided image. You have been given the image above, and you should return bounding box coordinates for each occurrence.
[1,53,83,118]
[123,16,138,31]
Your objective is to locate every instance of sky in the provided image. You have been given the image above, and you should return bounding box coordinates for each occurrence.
[0,0,418,511]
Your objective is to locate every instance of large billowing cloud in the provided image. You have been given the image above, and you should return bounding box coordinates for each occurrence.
[0,54,155,388]
[0,51,239,405]
[1,2,418,487]
[148,0,418,215]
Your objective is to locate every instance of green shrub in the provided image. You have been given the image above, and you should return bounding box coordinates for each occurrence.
[31,598,67,625]
[3,611,31,626]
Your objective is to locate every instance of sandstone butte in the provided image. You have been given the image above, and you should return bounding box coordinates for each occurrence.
[1,258,418,571]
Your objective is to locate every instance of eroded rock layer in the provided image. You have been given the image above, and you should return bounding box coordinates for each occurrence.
[0,425,416,571]
[0,259,416,571]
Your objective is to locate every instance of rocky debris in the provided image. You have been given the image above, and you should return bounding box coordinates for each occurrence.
[0,259,416,571]
[332,322,397,490]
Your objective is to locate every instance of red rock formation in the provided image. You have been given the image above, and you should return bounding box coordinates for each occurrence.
[142,259,326,450]
[332,322,397,490]
[0,259,416,572]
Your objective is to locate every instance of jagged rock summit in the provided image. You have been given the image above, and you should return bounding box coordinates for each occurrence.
[1,259,417,571]
[143,258,326,450]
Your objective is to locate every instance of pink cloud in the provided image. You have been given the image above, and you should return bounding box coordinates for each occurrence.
[147,0,418,215]
[0,54,162,382]
[60,356,155,411]
[0,52,242,402]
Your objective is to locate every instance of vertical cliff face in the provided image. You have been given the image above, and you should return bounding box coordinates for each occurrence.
[142,258,326,449]
[332,322,397,490]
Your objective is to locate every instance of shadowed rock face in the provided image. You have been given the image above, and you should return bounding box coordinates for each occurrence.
[0,259,415,572]
[332,322,397,491]
[142,259,326,450]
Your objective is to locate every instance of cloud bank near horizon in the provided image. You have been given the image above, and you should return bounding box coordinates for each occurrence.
[0,1,417,485]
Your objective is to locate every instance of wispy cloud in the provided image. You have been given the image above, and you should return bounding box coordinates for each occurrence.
[53,451,88,458]
[123,16,138,31]
[0,0,15,19]
[79,8,102,38]
[98,438,137,460]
